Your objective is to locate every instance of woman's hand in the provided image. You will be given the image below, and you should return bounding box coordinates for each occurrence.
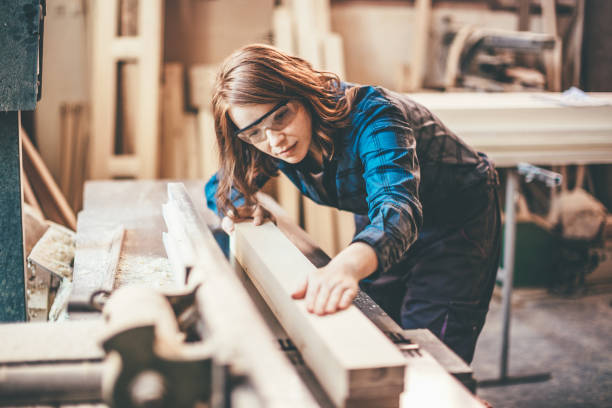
[292,263,359,315]
[221,204,275,234]
[291,242,378,315]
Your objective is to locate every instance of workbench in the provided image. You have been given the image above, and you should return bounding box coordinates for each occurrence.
[412,90,612,386]
[410,91,612,167]
[59,179,484,407]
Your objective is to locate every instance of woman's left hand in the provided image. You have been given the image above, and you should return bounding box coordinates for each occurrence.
[291,242,378,315]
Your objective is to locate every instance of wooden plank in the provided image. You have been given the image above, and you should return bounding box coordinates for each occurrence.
[570,0,585,87]
[184,113,200,179]
[70,213,125,306]
[70,104,89,212]
[135,0,163,178]
[22,171,43,217]
[21,127,77,231]
[189,64,219,180]
[232,221,406,407]
[304,198,337,256]
[59,104,76,195]
[276,175,301,226]
[188,64,217,110]
[88,0,118,180]
[117,62,138,155]
[322,32,346,79]
[161,63,185,178]
[273,5,295,54]
[541,0,561,92]
[196,108,218,181]
[23,204,49,258]
[0,321,104,364]
[165,183,319,407]
[291,0,322,68]
[409,0,431,91]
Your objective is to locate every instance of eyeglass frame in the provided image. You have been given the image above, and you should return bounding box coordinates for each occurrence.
[234,99,292,143]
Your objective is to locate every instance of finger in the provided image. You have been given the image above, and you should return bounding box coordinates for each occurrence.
[253,205,264,226]
[314,283,333,316]
[325,285,345,314]
[338,288,357,310]
[305,279,321,313]
[291,278,308,299]
[259,206,275,224]
[221,216,235,234]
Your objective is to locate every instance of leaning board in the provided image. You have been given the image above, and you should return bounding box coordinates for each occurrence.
[232,222,406,407]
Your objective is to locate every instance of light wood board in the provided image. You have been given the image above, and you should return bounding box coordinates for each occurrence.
[165,183,320,407]
[232,221,405,407]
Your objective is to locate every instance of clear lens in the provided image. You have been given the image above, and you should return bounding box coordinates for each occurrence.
[237,101,298,144]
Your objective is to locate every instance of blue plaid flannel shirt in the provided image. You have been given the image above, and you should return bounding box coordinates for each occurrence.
[206,84,489,274]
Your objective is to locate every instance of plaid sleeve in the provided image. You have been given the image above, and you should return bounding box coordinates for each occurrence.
[204,171,270,217]
[351,108,423,274]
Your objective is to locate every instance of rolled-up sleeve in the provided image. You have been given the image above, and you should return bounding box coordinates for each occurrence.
[351,111,423,274]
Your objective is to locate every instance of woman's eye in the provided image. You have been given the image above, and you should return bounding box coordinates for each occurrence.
[248,129,260,138]
[274,109,288,123]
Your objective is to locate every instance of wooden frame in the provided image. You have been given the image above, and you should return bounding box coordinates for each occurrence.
[89,0,163,179]
[231,221,406,407]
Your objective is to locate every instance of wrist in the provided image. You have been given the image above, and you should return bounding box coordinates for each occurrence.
[331,242,378,281]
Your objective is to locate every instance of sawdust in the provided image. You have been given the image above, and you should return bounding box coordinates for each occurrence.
[115,255,176,289]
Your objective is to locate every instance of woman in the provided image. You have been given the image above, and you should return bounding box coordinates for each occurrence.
[205,44,501,364]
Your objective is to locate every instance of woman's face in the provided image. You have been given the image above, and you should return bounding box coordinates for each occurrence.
[229,100,313,164]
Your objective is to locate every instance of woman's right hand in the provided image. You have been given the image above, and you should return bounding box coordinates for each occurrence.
[221,203,275,234]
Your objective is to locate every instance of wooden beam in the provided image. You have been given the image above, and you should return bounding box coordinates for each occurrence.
[160,63,192,180]
[410,0,432,91]
[541,0,562,91]
[231,221,406,407]
[69,213,124,307]
[189,65,218,181]
[21,127,77,230]
[163,183,319,407]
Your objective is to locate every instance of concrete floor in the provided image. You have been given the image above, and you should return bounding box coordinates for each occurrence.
[472,243,612,408]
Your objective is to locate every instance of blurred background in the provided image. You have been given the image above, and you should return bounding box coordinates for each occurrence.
[15,1,612,406]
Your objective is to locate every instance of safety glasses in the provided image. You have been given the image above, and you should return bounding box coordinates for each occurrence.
[235,100,299,144]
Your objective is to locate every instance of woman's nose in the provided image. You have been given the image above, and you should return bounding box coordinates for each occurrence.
[266,128,285,146]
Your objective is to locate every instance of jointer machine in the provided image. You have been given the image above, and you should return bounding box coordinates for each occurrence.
[0,180,485,408]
